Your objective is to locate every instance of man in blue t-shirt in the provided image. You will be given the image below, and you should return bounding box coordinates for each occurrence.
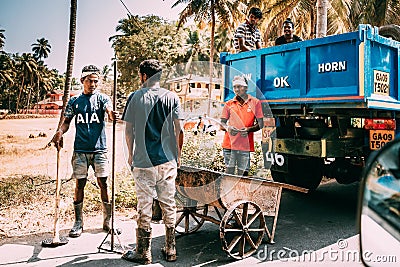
[121,59,184,264]
[51,65,117,238]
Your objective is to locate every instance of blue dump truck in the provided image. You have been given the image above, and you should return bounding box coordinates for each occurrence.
[220,24,400,190]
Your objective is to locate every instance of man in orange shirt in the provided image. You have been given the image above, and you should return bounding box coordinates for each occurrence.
[220,76,264,176]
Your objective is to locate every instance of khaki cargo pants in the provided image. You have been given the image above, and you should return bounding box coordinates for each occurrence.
[132,160,177,230]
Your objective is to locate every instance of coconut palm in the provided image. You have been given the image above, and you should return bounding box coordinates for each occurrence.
[263,0,400,45]
[31,38,52,61]
[15,53,38,113]
[172,0,243,115]
[0,53,14,86]
[102,65,111,82]
[58,0,77,129]
[33,63,53,113]
[172,0,243,63]
[347,0,400,30]
[0,53,16,111]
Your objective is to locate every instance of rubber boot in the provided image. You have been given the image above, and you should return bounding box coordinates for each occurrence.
[101,202,122,235]
[102,202,111,231]
[161,226,177,261]
[69,202,83,238]
[122,228,152,264]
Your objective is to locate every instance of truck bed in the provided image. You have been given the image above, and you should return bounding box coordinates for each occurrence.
[221,25,400,115]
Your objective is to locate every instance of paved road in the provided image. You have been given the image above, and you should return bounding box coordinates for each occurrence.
[0,180,363,266]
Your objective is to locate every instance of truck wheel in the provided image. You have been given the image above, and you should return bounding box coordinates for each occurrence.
[379,24,400,41]
[285,156,323,190]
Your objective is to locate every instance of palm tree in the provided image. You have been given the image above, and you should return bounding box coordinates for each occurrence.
[58,0,77,129]
[0,53,14,86]
[15,53,37,113]
[0,29,5,51]
[347,0,400,30]
[0,53,16,111]
[31,38,52,61]
[173,0,241,63]
[263,0,400,44]
[172,0,242,115]
[102,65,111,82]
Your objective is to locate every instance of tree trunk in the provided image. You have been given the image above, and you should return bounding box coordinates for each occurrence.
[26,85,32,113]
[36,76,40,114]
[58,0,77,129]
[207,0,215,117]
[16,77,25,114]
[316,0,328,38]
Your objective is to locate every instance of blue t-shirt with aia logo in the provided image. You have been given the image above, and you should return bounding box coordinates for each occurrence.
[64,92,112,153]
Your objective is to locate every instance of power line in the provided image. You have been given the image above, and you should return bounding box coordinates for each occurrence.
[117,0,149,38]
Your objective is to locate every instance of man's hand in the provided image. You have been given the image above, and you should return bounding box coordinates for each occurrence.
[108,110,119,122]
[239,127,248,137]
[51,130,64,150]
[228,126,239,136]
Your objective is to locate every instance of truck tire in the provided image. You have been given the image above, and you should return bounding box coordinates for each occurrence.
[379,24,400,41]
[285,156,323,190]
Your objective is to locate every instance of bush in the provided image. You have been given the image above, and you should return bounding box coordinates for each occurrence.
[181,131,265,176]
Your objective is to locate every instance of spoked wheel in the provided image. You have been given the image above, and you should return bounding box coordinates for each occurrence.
[175,191,208,234]
[220,200,265,259]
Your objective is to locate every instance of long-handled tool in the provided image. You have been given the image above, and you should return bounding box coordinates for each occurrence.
[42,142,69,247]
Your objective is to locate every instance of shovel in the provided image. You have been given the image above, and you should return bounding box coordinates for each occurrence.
[42,141,68,247]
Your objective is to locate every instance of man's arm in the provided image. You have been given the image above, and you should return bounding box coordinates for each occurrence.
[174,119,184,167]
[124,121,134,167]
[256,40,262,49]
[237,37,252,52]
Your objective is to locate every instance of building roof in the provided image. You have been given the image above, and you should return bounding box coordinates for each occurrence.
[166,74,221,84]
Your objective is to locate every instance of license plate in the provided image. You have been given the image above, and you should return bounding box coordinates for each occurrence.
[369,130,395,150]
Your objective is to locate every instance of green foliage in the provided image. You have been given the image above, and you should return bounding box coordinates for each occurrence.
[112,15,189,93]
[181,131,265,175]
[114,170,137,209]
[0,175,53,208]
[181,131,225,171]
[0,169,137,211]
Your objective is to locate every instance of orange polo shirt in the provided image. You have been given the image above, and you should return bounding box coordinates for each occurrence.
[221,95,263,152]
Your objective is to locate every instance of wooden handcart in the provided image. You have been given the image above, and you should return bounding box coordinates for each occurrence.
[175,166,308,259]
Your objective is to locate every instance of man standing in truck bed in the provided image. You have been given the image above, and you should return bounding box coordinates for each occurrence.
[233,7,263,52]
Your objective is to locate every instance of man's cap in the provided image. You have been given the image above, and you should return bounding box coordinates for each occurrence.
[232,76,248,87]
[81,65,100,79]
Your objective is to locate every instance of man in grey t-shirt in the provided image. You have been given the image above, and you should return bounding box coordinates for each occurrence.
[121,59,184,264]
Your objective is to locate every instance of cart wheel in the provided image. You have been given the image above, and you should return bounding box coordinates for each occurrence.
[175,192,208,234]
[220,200,265,259]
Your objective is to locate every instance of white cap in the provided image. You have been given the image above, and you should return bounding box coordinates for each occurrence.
[81,65,100,79]
[232,76,248,87]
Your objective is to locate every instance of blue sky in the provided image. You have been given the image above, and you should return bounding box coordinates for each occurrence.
[0,0,183,78]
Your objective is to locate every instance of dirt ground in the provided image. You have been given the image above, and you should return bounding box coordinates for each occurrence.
[0,117,134,241]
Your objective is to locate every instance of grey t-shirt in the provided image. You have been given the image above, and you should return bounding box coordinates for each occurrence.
[122,87,184,168]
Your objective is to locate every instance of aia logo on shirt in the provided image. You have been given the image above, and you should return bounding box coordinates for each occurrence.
[76,113,100,124]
